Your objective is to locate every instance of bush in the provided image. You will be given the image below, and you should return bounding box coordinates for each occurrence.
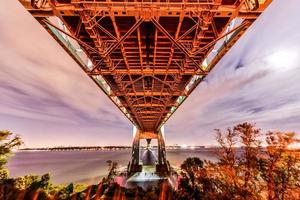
[176,123,300,200]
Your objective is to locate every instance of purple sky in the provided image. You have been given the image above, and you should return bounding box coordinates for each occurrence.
[1,0,299,148]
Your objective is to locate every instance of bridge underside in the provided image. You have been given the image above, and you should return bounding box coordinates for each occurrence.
[20,0,271,174]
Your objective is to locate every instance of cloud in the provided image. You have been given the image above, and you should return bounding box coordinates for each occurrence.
[0,0,299,147]
[0,1,132,147]
[166,0,300,145]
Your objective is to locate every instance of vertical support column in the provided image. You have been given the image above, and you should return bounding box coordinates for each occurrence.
[129,127,142,174]
[157,129,167,165]
[131,129,140,165]
[146,139,151,149]
[156,127,169,174]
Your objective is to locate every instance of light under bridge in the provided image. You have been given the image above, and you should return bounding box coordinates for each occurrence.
[19,0,272,175]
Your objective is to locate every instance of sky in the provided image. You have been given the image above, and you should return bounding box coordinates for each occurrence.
[0,0,300,148]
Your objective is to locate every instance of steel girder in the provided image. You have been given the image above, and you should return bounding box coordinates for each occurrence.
[19,0,272,132]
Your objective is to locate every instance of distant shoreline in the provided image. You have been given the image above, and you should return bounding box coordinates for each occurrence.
[20,146,210,152]
[19,146,300,152]
[20,146,131,151]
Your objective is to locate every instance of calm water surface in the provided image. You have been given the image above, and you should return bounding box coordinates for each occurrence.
[6,149,217,185]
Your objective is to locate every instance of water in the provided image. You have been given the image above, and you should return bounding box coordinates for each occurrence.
[6,149,217,185]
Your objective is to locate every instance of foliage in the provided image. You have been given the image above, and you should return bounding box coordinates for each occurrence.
[0,168,9,181]
[258,131,300,199]
[0,130,23,184]
[105,160,119,182]
[0,130,23,167]
[56,183,74,199]
[0,124,299,199]
[177,157,204,199]
[14,174,40,190]
[176,122,300,200]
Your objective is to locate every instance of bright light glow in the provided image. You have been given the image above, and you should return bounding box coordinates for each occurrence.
[288,143,300,149]
[87,59,93,69]
[133,125,137,138]
[266,49,298,70]
[180,144,188,149]
[76,48,83,52]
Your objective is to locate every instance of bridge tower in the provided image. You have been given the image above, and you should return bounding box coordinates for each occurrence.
[129,126,169,175]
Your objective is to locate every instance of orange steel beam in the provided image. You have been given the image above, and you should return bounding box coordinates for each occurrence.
[193,20,251,55]
[19,0,272,132]
[154,14,184,129]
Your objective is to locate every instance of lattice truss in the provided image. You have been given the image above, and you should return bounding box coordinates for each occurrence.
[20,0,272,132]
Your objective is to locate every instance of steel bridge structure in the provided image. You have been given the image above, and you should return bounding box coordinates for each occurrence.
[19,0,272,174]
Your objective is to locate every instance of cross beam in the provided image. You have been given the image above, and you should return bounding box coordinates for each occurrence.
[19,0,272,132]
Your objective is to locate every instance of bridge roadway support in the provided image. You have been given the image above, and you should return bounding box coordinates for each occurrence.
[128,127,170,176]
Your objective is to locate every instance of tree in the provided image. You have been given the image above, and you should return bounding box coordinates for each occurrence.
[213,127,240,199]
[178,157,204,200]
[258,131,300,200]
[176,123,300,200]
[106,160,118,182]
[234,123,263,199]
[180,157,204,188]
[0,130,23,181]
